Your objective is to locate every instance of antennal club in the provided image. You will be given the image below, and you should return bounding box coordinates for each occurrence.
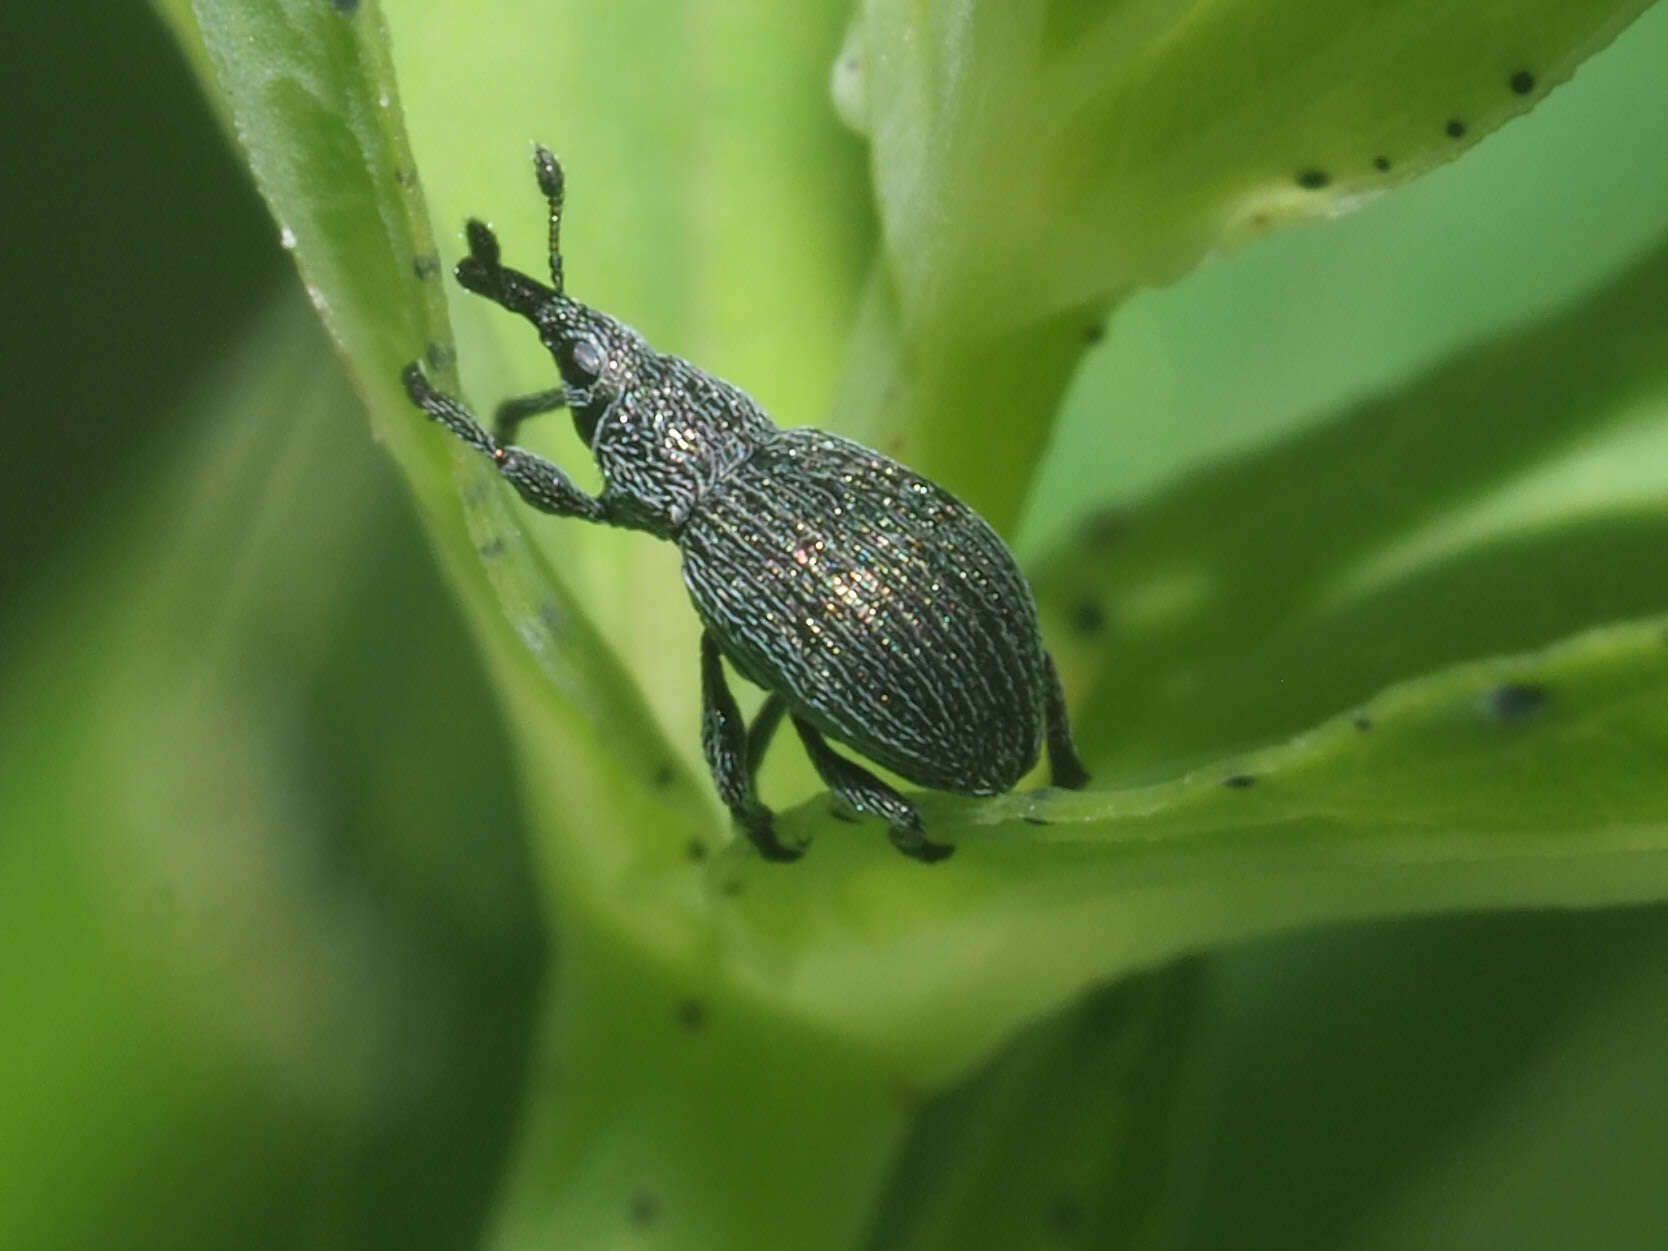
[532,144,566,293]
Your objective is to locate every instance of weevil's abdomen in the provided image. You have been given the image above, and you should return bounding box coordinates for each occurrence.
[680,429,1047,794]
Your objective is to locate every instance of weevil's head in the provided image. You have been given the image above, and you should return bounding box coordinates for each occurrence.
[533,298,652,447]
[453,228,650,450]
[450,149,775,537]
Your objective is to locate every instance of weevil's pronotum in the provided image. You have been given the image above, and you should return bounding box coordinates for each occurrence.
[403,147,1088,862]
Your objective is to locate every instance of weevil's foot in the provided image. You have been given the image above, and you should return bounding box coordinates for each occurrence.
[889,825,955,864]
[400,362,430,403]
[1050,754,1090,791]
[826,797,862,824]
[742,814,805,863]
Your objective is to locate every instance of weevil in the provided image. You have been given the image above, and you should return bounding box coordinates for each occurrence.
[403,147,1088,863]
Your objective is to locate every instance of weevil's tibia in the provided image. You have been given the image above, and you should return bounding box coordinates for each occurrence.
[700,633,804,862]
[792,717,953,863]
[401,364,607,522]
[745,693,788,783]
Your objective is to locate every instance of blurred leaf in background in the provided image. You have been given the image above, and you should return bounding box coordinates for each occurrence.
[3,2,1666,1250]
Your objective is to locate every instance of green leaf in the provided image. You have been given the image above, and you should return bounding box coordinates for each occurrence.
[1189,910,1668,1250]
[842,0,1656,332]
[867,962,1213,1251]
[832,0,1659,531]
[743,612,1668,1081]
[1035,233,1668,772]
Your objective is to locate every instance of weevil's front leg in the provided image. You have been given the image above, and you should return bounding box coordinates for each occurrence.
[791,717,953,863]
[1043,653,1090,790]
[402,364,607,523]
[701,634,803,862]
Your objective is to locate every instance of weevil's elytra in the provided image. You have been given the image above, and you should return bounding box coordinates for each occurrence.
[402,146,1089,863]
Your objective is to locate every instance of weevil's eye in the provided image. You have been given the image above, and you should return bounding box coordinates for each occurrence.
[566,336,605,385]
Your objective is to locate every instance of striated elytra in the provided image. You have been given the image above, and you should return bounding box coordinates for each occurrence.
[403,146,1088,862]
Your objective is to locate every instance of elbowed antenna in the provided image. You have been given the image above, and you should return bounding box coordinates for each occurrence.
[532,145,566,294]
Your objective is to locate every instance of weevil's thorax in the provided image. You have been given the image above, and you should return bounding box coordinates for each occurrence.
[538,297,776,538]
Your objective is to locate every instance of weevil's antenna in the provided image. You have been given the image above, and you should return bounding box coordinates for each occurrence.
[533,145,566,294]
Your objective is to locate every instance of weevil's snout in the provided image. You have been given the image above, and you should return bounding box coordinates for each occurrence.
[454,219,556,322]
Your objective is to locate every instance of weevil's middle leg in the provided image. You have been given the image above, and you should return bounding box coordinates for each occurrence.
[791,717,953,863]
[745,693,788,784]
[494,387,570,444]
[701,634,802,863]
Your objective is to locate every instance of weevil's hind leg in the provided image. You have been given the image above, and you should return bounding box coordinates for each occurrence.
[701,634,802,862]
[1043,653,1090,790]
[790,717,953,863]
[745,693,788,784]
[401,365,608,523]
[494,387,569,444]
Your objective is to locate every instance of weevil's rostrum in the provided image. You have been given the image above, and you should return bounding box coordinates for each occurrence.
[404,146,1087,863]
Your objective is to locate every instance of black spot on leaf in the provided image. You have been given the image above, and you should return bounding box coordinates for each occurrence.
[1510,70,1536,95]
[1483,682,1547,720]
[1049,1196,1083,1235]
[1081,510,1124,547]
[1296,168,1331,189]
[1071,599,1106,636]
[677,998,706,1030]
[630,1193,659,1225]
[1445,118,1467,139]
[1224,773,1257,789]
[1373,156,1391,173]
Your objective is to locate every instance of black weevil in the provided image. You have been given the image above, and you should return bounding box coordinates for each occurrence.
[403,147,1088,862]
